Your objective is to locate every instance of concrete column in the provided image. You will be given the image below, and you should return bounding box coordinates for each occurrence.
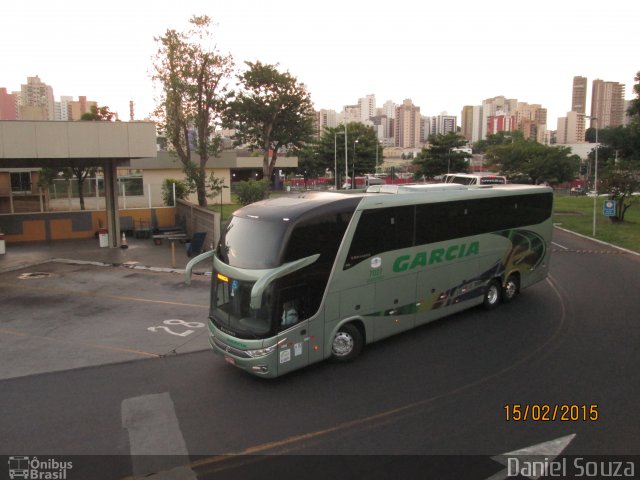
[103,161,121,247]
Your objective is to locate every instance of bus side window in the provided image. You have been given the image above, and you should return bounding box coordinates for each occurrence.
[278,285,309,330]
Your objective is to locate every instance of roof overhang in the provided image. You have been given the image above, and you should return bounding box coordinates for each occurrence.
[0,120,157,169]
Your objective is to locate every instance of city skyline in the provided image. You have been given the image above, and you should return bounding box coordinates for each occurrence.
[2,0,638,127]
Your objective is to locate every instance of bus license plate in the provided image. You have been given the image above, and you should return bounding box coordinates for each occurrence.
[224,355,235,365]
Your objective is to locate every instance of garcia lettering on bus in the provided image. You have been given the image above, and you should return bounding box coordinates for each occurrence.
[393,241,480,272]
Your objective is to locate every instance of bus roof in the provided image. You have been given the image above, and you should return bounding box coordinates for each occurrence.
[232,191,364,223]
[232,184,552,222]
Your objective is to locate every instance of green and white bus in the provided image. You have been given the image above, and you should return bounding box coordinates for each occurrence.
[194,183,553,378]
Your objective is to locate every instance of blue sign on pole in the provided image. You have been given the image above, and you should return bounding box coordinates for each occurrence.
[603,199,616,217]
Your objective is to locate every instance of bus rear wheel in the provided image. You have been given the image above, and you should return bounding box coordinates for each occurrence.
[331,323,363,362]
[483,279,502,310]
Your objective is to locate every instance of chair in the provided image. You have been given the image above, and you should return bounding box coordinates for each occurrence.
[186,232,207,257]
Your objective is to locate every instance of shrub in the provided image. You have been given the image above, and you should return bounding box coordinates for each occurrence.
[161,178,191,206]
[234,179,270,206]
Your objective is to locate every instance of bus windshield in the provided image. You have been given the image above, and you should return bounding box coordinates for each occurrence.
[218,215,288,269]
[211,273,274,338]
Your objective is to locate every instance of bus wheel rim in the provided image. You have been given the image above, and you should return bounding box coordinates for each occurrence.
[333,332,354,356]
[505,280,517,299]
[487,285,499,304]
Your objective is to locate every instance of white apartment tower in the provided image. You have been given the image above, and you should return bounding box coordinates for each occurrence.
[358,94,376,123]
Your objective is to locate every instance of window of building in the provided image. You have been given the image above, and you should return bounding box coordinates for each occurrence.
[10,172,32,193]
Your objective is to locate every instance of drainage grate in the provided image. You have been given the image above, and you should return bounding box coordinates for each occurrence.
[18,272,53,279]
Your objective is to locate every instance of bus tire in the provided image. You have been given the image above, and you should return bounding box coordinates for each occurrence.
[331,323,363,362]
[483,279,502,310]
[502,274,520,303]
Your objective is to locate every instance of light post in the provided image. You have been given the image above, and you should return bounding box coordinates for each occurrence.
[219,184,229,247]
[344,123,348,190]
[334,130,345,189]
[352,139,359,189]
[585,116,598,237]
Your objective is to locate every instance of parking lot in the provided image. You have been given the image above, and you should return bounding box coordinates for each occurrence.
[0,238,213,380]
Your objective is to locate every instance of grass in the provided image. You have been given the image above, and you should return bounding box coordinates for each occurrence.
[208,203,240,220]
[553,194,640,253]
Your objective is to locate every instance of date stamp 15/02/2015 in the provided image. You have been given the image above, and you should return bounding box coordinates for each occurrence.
[504,404,599,422]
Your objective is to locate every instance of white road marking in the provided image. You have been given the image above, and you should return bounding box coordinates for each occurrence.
[486,434,576,480]
[121,392,196,479]
[552,242,569,250]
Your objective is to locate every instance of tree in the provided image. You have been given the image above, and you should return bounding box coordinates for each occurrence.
[80,105,116,121]
[161,178,190,206]
[627,70,640,118]
[485,141,579,185]
[593,70,640,222]
[226,61,316,182]
[473,130,525,154]
[153,15,233,207]
[413,133,470,179]
[600,161,640,222]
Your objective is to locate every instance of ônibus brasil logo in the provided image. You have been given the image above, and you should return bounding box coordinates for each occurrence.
[8,456,73,479]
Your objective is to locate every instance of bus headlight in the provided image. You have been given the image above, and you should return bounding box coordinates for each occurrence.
[246,338,287,358]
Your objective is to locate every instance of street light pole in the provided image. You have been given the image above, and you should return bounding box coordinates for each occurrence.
[344,123,348,190]
[353,139,358,189]
[586,115,598,237]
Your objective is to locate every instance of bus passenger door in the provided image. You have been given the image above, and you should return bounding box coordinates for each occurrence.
[373,273,417,341]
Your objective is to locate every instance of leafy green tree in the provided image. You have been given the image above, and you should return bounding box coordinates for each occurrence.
[627,71,640,118]
[601,161,640,222]
[225,61,316,182]
[80,105,116,121]
[153,15,233,207]
[413,133,470,179]
[485,141,579,184]
[473,130,524,153]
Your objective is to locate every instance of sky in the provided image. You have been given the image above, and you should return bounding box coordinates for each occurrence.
[2,0,638,128]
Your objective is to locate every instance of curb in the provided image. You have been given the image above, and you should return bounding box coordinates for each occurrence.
[553,225,640,257]
[1,258,212,276]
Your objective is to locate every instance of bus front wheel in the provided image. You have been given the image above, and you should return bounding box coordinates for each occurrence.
[502,274,520,303]
[483,279,502,310]
[331,323,363,362]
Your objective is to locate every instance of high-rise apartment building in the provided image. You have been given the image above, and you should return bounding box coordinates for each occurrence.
[358,94,376,123]
[316,109,338,132]
[432,114,457,136]
[572,76,587,114]
[19,76,55,120]
[590,79,626,128]
[481,96,518,139]
[68,96,97,120]
[556,111,587,144]
[0,88,18,120]
[395,99,421,148]
[55,96,73,121]
[514,103,547,142]
[460,106,474,142]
